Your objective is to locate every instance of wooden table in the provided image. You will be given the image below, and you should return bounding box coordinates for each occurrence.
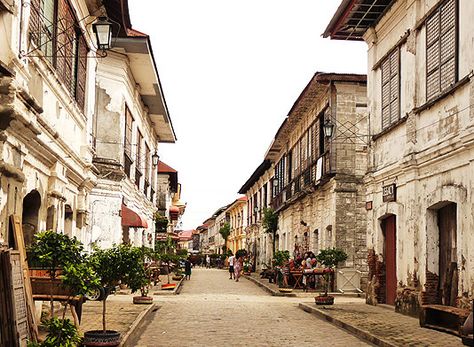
[290,271,304,289]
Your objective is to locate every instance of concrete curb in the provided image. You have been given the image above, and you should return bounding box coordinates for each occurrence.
[119,303,157,347]
[298,303,396,347]
[244,274,296,297]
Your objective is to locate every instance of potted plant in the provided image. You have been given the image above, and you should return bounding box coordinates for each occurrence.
[28,231,100,347]
[28,230,85,318]
[128,246,154,305]
[154,212,169,233]
[84,244,135,346]
[272,250,291,292]
[314,248,348,305]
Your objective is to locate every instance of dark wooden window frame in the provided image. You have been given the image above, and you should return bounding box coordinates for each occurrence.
[124,106,134,178]
[29,0,88,111]
[425,0,458,101]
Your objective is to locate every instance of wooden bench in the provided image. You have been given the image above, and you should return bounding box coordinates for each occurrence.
[419,304,470,336]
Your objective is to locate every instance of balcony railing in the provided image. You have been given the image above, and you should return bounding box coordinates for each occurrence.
[271,152,332,211]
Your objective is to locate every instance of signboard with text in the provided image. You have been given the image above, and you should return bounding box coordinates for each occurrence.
[382,184,396,202]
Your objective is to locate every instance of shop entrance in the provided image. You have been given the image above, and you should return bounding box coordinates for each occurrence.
[382,215,397,305]
[438,203,457,306]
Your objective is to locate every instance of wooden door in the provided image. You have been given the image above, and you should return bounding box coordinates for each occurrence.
[383,215,397,305]
[438,203,457,306]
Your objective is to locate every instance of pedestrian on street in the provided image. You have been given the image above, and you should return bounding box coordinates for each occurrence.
[184,257,192,280]
[228,251,235,280]
[206,255,210,268]
[234,255,243,282]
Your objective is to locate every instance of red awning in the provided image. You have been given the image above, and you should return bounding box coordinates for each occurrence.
[121,204,148,228]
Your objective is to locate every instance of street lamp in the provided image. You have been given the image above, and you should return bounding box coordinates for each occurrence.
[253,206,259,214]
[323,119,335,138]
[92,17,113,51]
[151,151,160,167]
[272,177,279,187]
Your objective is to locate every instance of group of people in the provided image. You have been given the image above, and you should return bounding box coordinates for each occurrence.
[281,251,319,288]
[227,251,244,282]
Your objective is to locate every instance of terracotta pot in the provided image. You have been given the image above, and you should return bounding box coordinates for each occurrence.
[83,330,121,347]
[172,276,183,281]
[133,296,153,305]
[314,295,334,305]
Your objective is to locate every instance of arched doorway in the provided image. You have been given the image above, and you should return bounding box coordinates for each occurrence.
[381,214,397,305]
[64,204,73,237]
[22,190,41,246]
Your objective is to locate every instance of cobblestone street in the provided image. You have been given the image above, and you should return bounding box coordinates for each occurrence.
[130,268,370,347]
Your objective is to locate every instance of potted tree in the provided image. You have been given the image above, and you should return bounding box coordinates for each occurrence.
[128,246,154,305]
[272,250,291,293]
[28,231,100,346]
[219,222,230,254]
[84,244,137,346]
[315,248,348,305]
[28,230,85,318]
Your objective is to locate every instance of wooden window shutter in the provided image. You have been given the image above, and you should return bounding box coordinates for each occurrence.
[426,0,456,100]
[381,48,400,129]
[28,0,41,46]
[76,36,88,111]
[124,107,133,158]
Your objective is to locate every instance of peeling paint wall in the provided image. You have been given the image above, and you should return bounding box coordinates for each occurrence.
[364,0,474,314]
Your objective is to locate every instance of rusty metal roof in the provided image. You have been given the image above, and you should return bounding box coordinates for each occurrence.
[323,0,395,41]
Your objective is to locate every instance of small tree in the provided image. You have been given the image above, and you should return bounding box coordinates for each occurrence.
[28,230,85,317]
[262,208,278,256]
[316,248,348,296]
[154,235,178,284]
[272,250,290,267]
[125,246,152,297]
[219,222,231,253]
[90,244,141,333]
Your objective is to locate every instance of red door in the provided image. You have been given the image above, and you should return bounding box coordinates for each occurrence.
[383,215,397,305]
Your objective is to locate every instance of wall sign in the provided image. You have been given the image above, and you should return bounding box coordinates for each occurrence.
[382,184,396,202]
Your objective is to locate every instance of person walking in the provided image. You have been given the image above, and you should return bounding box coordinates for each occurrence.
[228,252,235,280]
[234,255,243,282]
[206,255,210,268]
[184,257,192,280]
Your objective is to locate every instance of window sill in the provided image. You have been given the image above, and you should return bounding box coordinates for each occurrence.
[372,116,408,141]
[414,76,471,115]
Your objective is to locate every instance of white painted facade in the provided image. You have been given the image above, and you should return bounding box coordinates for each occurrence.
[0,0,101,247]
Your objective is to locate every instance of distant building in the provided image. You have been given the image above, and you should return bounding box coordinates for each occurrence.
[225,196,247,254]
[266,72,369,290]
[238,161,273,271]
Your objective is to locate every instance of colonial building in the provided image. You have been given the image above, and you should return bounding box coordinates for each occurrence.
[324,0,474,313]
[266,72,368,290]
[88,0,176,249]
[238,160,273,271]
[225,196,247,254]
[156,160,178,229]
[0,0,105,248]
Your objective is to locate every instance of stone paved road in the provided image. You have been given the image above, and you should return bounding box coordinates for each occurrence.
[130,268,370,347]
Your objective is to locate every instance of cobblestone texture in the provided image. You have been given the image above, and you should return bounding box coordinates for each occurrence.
[130,269,369,347]
[300,302,465,347]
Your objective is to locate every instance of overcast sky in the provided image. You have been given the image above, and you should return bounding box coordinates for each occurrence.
[128,1,367,230]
